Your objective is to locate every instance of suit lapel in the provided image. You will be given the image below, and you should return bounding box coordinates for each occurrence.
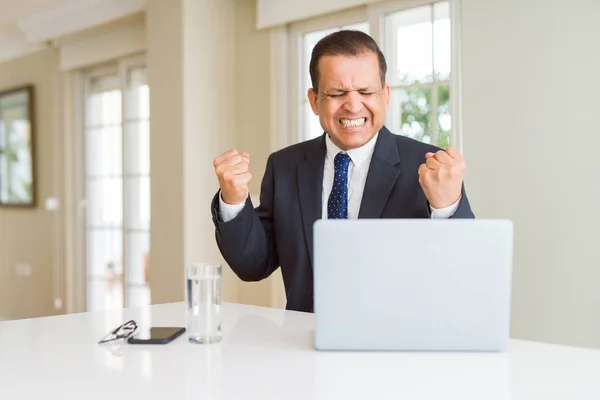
[297,135,326,264]
[358,126,402,218]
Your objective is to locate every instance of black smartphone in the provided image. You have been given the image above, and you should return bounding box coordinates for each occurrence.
[127,327,186,344]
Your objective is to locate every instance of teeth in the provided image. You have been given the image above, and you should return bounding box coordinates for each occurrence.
[340,118,366,128]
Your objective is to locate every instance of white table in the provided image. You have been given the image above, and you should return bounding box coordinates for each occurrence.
[1,302,599,399]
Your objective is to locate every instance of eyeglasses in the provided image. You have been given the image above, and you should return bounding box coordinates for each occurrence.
[98,320,138,344]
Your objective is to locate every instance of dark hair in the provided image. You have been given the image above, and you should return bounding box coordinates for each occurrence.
[309,30,387,93]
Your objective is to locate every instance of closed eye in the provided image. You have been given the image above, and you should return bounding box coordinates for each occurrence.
[325,89,376,98]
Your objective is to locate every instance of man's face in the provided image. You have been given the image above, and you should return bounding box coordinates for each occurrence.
[307,52,390,150]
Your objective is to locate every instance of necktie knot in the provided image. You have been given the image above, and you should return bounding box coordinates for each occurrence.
[334,152,351,172]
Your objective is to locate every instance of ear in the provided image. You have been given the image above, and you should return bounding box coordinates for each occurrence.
[307,88,319,115]
[383,84,391,108]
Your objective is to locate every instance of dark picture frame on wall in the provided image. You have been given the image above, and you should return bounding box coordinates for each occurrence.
[0,84,36,208]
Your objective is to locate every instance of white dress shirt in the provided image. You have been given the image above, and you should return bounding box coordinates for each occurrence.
[219,133,460,222]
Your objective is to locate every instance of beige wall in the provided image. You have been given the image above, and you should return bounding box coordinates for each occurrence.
[461,0,600,349]
[0,49,66,319]
[146,0,241,305]
[145,0,186,305]
[145,0,281,309]
[148,0,283,309]
[235,0,271,196]
[233,0,282,308]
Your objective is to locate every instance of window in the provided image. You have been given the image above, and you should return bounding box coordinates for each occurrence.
[288,0,455,148]
[83,56,150,311]
[384,1,451,147]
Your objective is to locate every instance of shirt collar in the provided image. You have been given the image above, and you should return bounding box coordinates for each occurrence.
[325,132,379,168]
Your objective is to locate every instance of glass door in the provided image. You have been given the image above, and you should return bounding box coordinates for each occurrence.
[83,56,150,311]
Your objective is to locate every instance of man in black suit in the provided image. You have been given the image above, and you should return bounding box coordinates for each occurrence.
[211,30,474,313]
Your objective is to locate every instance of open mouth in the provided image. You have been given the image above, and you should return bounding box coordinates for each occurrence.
[339,118,366,128]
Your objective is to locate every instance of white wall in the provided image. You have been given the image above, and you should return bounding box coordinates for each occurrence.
[461,0,600,349]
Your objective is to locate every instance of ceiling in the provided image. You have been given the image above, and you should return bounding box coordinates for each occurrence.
[0,0,66,62]
[0,0,145,64]
[0,0,66,21]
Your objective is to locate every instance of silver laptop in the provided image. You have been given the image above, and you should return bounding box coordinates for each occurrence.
[313,219,513,351]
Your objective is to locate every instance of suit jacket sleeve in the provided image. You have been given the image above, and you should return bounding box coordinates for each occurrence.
[449,183,475,218]
[211,154,279,281]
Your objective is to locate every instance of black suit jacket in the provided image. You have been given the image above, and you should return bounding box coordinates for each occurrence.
[211,126,475,313]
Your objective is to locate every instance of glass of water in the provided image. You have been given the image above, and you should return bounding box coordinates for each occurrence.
[185,263,222,344]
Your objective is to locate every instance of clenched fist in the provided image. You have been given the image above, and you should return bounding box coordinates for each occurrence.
[418,146,466,209]
[213,149,252,205]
